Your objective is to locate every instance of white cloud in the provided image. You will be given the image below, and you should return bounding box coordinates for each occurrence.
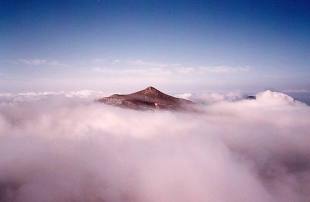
[176,91,243,104]
[283,89,310,93]
[255,90,300,106]
[128,59,181,68]
[0,90,309,202]
[16,58,68,67]
[0,90,106,103]
[204,65,250,73]
[19,58,47,65]
[90,59,250,75]
[112,59,121,64]
[90,64,251,89]
[92,62,250,83]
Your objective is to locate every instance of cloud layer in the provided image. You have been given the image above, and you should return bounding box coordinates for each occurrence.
[0,91,309,202]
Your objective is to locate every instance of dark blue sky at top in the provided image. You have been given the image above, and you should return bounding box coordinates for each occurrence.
[0,0,309,92]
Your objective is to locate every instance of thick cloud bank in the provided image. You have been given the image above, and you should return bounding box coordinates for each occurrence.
[0,90,309,202]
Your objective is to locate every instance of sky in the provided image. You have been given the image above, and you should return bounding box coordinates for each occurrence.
[0,0,309,93]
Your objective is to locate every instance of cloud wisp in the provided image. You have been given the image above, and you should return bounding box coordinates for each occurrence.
[14,59,68,67]
[0,91,309,202]
[92,59,250,76]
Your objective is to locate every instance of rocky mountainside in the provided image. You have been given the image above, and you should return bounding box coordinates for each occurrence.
[97,86,195,111]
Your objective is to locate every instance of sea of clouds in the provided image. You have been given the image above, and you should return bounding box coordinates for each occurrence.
[0,90,309,202]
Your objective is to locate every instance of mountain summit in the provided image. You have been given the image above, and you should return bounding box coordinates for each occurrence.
[97,86,194,110]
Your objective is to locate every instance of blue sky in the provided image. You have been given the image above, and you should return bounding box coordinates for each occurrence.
[0,0,309,93]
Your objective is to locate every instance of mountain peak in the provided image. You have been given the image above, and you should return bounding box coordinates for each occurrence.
[97,86,194,111]
[139,86,162,96]
[145,86,157,91]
